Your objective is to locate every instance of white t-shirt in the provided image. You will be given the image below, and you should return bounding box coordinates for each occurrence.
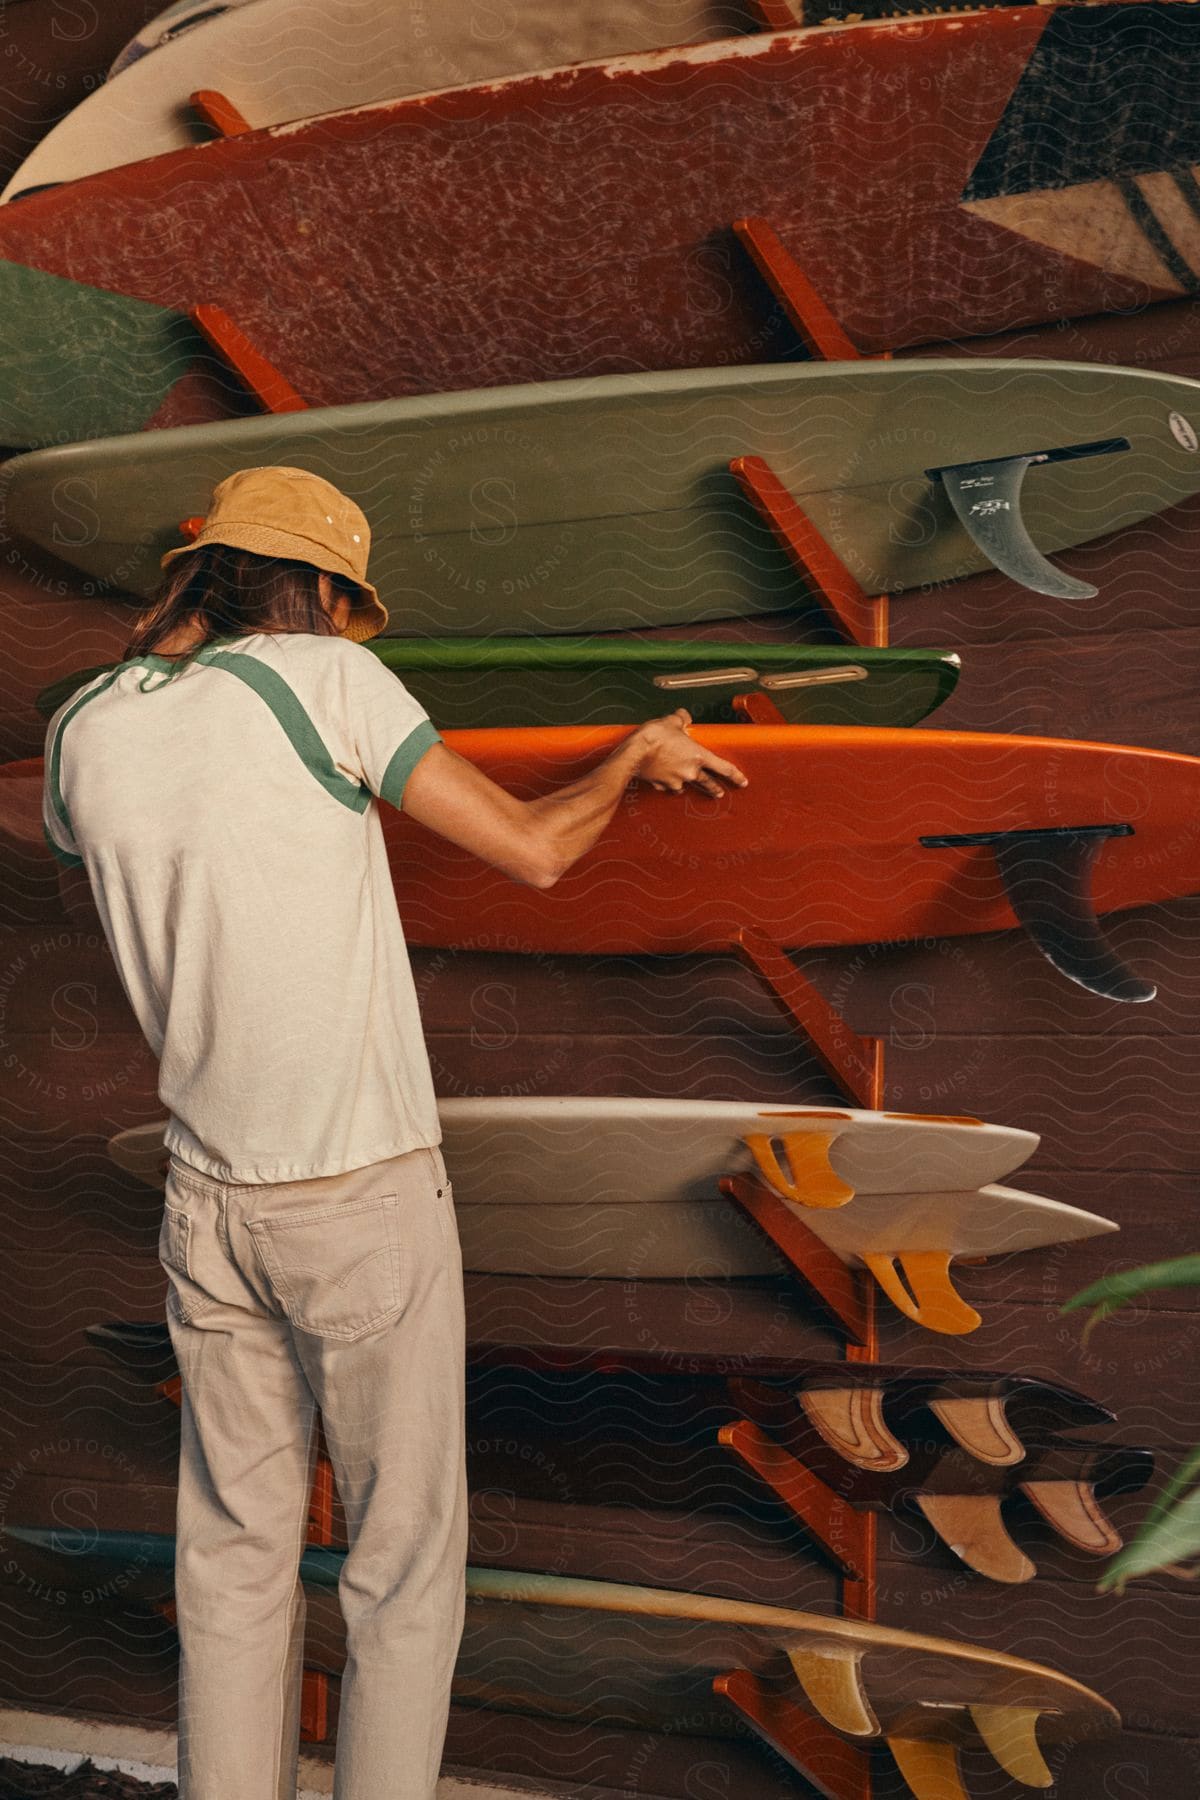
[41,630,445,1184]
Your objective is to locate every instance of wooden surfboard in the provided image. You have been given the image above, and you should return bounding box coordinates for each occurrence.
[4,360,1199,623]
[8,1528,1119,1795]
[3,0,742,202]
[35,638,962,730]
[0,6,1193,399]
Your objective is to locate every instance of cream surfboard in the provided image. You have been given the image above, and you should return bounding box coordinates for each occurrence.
[110,1100,1040,1201]
[108,1101,1114,1334]
[2,0,737,201]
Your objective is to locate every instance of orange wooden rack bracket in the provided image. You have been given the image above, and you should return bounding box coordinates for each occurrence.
[732,926,884,1111]
[743,0,805,31]
[720,1170,869,1344]
[733,218,880,365]
[190,89,253,138]
[730,216,890,648]
[189,303,309,415]
[714,1668,873,1800]
[719,1417,870,1579]
[732,454,889,648]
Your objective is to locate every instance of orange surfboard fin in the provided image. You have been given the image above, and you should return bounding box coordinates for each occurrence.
[862,1251,982,1335]
[743,1131,854,1209]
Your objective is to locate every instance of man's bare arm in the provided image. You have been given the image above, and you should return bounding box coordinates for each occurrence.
[399,711,748,889]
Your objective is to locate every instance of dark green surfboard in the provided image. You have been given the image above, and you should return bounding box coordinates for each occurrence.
[36,636,960,729]
[0,262,208,446]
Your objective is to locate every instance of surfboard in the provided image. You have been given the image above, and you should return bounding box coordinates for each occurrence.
[35,638,962,730]
[17,716,1200,999]
[107,1101,1112,1335]
[111,1100,1039,1201]
[0,7,1193,390]
[375,723,1200,1003]
[4,0,740,202]
[0,262,221,447]
[82,1316,1120,1470]
[8,1528,1118,1795]
[108,0,267,78]
[722,1384,1150,1583]
[4,360,1199,624]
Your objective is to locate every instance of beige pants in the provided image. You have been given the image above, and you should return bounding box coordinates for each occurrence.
[159,1143,468,1800]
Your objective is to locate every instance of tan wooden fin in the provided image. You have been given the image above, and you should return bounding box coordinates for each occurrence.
[915,1493,1036,1584]
[785,1644,877,1737]
[929,1395,1025,1466]
[798,1384,909,1472]
[887,1736,970,1800]
[744,1132,854,1209]
[1021,1478,1123,1554]
[969,1704,1053,1787]
[862,1251,982,1335]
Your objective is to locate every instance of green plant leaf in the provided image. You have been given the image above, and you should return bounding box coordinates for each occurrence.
[1062,1254,1200,1340]
[1099,1480,1200,1592]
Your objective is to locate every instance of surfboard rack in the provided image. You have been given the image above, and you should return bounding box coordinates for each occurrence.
[731,454,888,647]
[189,303,309,415]
[926,438,1128,601]
[721,1172,871,1341]
[721,1386,1150,1584]
[733,216,882,365]
[731,926,884,1109]
[714,1667,874,1800]
[719,1417,871,1579]
[919,822,1156,1003]
[190,90,253,139]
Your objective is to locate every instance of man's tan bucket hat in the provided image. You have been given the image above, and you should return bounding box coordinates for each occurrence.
[160,465,389,643]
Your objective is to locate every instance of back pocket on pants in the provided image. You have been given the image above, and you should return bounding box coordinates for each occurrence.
[248,1194,403,1342]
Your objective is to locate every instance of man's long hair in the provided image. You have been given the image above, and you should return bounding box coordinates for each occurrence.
[124,543,362,664]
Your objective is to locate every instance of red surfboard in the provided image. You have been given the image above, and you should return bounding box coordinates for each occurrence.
[0,5,1193,417]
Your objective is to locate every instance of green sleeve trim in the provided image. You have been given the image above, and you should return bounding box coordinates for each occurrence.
[200,650,373,814]
[47,666,128,853]
[379,720,443,809]
[43,818,84,869]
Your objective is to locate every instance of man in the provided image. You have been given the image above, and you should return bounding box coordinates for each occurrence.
[41,467,748,1800]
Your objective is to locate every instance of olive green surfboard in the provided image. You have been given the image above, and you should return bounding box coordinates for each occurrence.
[6,359,1198,633]
[36,636,960,729]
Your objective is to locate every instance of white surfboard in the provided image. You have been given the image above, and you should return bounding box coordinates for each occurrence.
[111,1099,1102,1336]
[449,1183,1115,1278]
[2,0,739,201]
[110,1097,1039,1204]
[107,0,267,79]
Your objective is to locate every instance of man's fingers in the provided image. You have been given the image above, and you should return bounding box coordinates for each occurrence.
[705,753,749,786]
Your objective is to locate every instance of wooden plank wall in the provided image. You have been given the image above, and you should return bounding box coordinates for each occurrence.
[1,305,1199,1794]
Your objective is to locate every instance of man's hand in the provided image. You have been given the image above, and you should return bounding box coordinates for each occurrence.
[629,708,749,797]
[400,710,750,892]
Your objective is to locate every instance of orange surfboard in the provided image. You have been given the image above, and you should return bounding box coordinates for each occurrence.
[383,724,1200,1000]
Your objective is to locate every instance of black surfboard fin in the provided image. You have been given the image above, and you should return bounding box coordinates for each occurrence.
[920,824,1156,1003]
[927,438,1128,600]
